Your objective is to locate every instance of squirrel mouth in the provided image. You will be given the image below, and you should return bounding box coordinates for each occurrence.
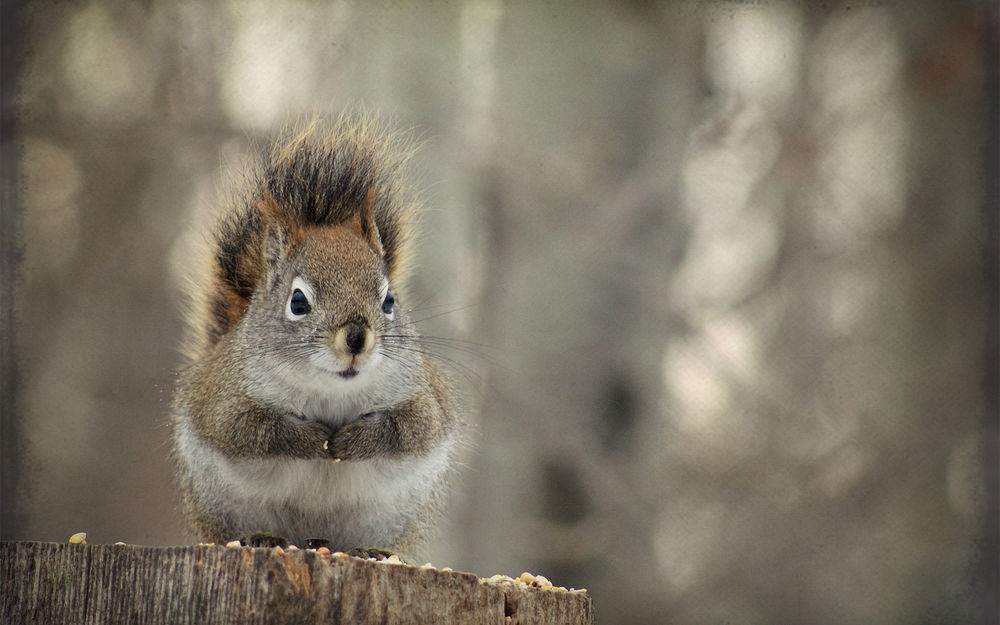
[337,367,360,379]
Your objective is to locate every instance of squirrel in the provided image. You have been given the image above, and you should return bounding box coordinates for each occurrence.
[171,116,461,558]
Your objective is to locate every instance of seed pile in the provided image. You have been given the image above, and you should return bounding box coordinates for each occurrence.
[479,572,587,594]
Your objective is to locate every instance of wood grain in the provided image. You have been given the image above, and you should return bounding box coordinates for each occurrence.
[0,541,594,625]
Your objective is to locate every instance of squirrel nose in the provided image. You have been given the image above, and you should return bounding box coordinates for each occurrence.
[344,323,367,355]
[336,322,373,357]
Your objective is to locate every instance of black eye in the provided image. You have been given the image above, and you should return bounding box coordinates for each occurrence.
[382,290,395,315]
[289,288,311,316]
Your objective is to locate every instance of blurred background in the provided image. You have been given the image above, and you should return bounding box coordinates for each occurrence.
[2,1,997,623]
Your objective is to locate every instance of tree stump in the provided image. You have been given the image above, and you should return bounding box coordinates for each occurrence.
[0,541,594,625]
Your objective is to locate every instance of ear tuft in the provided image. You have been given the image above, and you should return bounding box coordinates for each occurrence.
[263,220,289,278]
[348,189,384,256]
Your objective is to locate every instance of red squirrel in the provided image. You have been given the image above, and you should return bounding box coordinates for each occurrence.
[171,116,461,558]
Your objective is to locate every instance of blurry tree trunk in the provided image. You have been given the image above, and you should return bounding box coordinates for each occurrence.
[980,11,999,624]
[0,0,24,541]
[1,542,594,625]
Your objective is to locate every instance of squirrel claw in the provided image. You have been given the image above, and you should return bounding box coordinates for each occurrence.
[347,546,395,560]
[240,533,289,549]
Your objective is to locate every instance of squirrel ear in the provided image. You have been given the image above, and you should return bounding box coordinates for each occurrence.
[259,193,292,277]
[262,220,289,285]
[348,190,384,256]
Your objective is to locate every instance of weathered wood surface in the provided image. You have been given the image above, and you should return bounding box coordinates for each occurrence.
[0,541,594,625]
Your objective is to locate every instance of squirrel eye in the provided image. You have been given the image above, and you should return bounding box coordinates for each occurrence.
[381,289,395,316]
[288,288,311,317]
[285,277,315,321]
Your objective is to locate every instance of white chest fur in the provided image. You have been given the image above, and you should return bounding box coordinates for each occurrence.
[177,425,454,547]
[243,341,416,428]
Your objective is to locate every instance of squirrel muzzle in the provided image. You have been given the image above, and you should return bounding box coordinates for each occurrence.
[331,321,376,373]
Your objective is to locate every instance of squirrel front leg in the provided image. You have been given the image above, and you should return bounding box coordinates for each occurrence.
[326,393,448,461]
[190,395,334,460]
[182,351,335,460]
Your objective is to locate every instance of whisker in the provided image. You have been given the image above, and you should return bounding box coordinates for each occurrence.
[379,343,488,387]
[382,335,505,371]
[402,304,479,327]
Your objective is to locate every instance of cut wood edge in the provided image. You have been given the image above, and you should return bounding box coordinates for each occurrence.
[0,541,594,625]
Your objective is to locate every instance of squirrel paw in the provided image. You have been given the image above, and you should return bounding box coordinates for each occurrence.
[347,546,396,560]
[325,413,383,461]
[304,538,331,549]
[239,533,289,548]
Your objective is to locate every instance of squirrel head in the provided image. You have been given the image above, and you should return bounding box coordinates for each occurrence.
[248,192,399,382]
[186,116,423,398]
[224,186,418,405]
